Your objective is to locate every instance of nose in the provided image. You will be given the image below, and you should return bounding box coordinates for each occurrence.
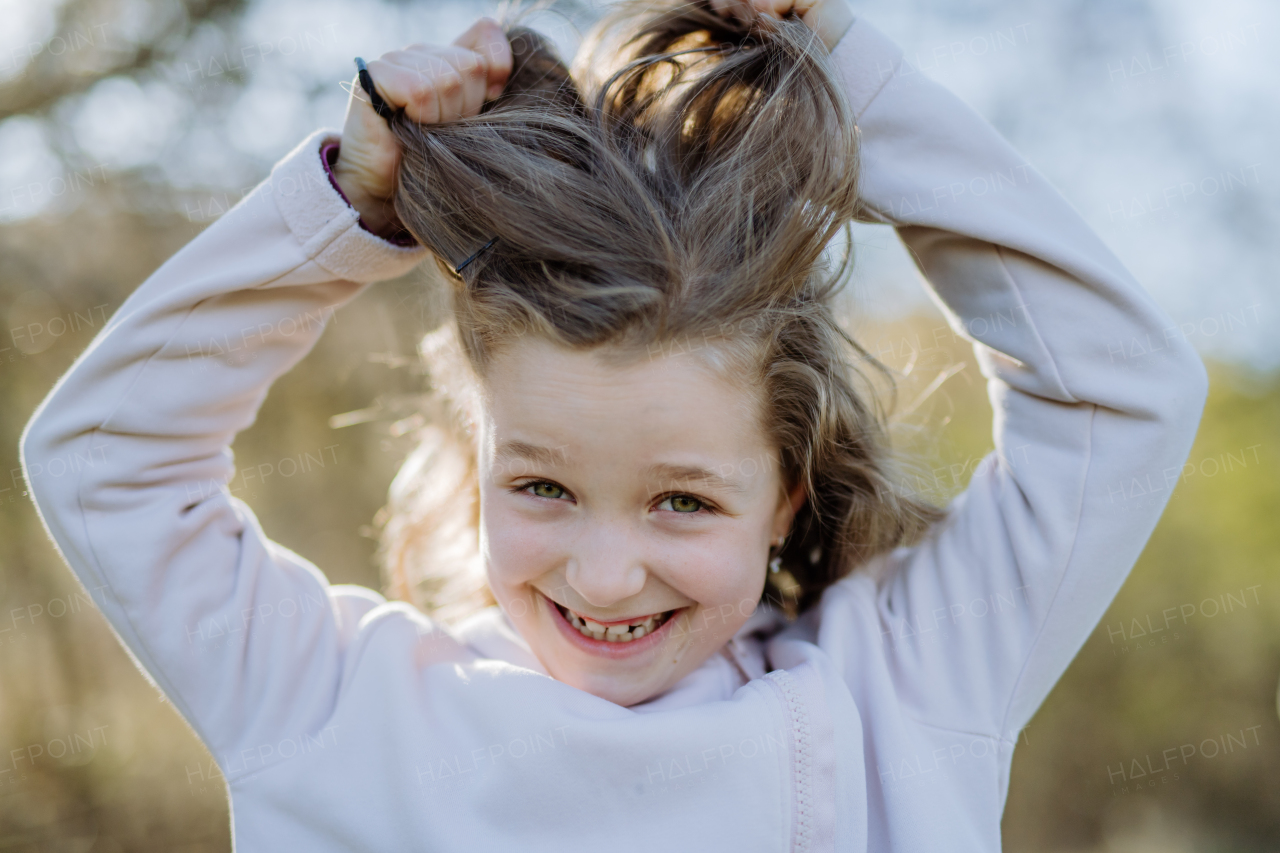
[563,521,648,609]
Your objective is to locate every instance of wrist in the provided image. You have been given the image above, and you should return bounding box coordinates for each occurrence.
[333,162,399,236]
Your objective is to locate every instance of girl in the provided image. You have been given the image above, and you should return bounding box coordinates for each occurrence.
[22,0,1206,849]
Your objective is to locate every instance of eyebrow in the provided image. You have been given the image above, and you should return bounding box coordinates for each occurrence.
[494,442,748,494]
[494,440,569,467]
[645,463,747,495]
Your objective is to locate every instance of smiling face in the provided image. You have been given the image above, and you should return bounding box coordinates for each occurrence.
[476,335,800,707]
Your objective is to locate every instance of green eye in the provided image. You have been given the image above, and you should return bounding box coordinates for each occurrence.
[528,482,565,499]
[665,495,703,513]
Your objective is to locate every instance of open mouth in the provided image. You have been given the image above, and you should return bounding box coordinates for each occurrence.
[552,601,678,644]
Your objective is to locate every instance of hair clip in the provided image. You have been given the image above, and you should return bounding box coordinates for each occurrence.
[354,57,396,124]
[453,236,499,276]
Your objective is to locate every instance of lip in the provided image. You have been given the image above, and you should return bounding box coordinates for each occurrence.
[544,594,683,659]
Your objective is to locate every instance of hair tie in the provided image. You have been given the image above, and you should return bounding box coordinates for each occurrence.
[354,57,396,124]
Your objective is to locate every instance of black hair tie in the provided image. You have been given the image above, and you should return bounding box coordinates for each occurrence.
[354,57,396,123]
[352,56,498,275]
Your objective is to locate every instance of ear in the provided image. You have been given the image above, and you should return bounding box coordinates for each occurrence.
[772,480,808,539]
[787,480,807,515]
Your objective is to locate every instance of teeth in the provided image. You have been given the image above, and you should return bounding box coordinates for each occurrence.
[558,605,674,643]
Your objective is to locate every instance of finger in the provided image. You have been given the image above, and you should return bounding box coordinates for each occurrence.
[366,56,440,124]
[752,0,803,16]
[764,0,831,20]
[343,74,393,137]
[709,0,751,21]
[453,17,513,100]
[381,47,478,122]
[751,0,800,18]
[712,0,794,24]
[437,46,489,119]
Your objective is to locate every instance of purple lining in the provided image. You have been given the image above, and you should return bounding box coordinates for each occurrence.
[320,140,417,247]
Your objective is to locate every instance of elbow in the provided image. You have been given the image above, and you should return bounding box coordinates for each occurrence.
[1154,337,1210,430]
[19,405,55,502]
[18,393,81,507]
[1187,347,1210,411]
[1175,340,1209,415]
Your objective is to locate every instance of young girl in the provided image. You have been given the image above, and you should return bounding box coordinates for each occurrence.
[22,0,1206,849]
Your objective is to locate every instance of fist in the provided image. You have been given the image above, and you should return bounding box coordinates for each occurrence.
[708,0,854,51]
[332,17,513,236]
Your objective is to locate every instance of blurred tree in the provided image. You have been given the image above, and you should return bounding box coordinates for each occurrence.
[0,0,249,120]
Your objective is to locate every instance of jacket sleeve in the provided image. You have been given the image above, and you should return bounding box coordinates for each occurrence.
[825,21,1207,738]
[19,130,429,775]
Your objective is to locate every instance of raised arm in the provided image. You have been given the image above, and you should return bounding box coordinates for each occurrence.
[20,131,427,771]
[819,18,1207,741]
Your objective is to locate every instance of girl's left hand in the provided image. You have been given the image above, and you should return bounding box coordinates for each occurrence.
[709,0,855,51]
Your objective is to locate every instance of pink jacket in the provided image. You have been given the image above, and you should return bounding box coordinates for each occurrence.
[21,17,1206,852]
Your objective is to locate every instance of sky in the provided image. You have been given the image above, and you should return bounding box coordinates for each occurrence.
[2,0,1277,369]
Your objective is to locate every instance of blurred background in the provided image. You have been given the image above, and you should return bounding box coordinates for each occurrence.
[0,0,1276,849]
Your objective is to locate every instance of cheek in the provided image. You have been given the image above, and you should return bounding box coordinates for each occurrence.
[665,534,765,644]
[671,529,767,611]
[479,490,561,587]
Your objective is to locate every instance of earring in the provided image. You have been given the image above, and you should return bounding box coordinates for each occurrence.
[769,535,786,574]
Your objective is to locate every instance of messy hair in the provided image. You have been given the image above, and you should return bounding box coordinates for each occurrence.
[376,0,943,621]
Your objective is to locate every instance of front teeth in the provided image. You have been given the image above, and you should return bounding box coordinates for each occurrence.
[562,606,666,643]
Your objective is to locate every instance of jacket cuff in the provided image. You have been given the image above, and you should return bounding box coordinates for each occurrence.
[319,140,418,247]
[269,129,429,283]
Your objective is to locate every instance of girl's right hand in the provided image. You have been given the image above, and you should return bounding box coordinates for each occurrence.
[332,17,513,237]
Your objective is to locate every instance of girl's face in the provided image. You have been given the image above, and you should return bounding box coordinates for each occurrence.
[477,336,801,707]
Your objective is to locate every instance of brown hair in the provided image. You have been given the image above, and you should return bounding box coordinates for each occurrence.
[377,0,943,621]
